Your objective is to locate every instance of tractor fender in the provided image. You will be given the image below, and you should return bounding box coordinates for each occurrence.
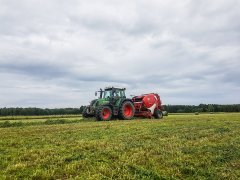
[100,102,114,109]
[119,98,134,106]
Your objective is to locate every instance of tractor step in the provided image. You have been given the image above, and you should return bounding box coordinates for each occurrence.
[113,106,119,115]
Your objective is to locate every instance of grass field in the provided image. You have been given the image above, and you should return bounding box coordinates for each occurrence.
[0,113,239,179]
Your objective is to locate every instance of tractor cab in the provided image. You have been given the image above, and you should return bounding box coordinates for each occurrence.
[95,87,126,99]
[103,87,126,99]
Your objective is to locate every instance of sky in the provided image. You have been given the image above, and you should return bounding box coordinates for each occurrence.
[0,0,240,108]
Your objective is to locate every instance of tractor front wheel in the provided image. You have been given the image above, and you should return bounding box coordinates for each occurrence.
[82,106,90,118]
[96,106,112,121]
[119,101,135,120]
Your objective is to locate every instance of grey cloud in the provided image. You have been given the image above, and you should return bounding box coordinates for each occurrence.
[0,0,239,107]
[0,61,66,79]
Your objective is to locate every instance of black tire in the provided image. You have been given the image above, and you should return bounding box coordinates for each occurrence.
[82,107,89,118]
[119,101,135,120]
[153,109,163,119]
[95,106,112,121]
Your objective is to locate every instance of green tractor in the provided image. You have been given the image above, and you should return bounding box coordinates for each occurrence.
[83,87,135,121]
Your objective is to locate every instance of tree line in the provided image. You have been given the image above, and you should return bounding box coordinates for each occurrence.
[0,107,83,116]
[163,104,240,113]
[0,104,239,116]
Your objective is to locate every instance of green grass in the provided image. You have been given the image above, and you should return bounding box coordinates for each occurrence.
[0,115,84,127]
[0,113,239,179]
[0,114,81,121]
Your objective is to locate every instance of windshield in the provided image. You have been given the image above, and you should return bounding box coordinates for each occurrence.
[103,90,112,98]
[103,89,125,98]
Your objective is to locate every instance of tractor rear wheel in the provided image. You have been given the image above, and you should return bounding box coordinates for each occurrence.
[119,101,135,120]
[153,109,163,119]
[96,106,112,121]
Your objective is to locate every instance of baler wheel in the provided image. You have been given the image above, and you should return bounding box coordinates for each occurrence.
[96,106,112,121]
[153,109,163,119]
[119,101,135,120]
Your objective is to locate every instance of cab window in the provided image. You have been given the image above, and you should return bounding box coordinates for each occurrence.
[120,90,125,97]
[113,90,120,98]
[103,90,111,98]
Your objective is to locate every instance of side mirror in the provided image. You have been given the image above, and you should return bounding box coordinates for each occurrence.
[95,92,97,96]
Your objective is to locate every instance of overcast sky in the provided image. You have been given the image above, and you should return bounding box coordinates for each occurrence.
[0,0,239,108]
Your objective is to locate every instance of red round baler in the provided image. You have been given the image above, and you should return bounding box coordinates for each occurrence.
[132,93,163,119]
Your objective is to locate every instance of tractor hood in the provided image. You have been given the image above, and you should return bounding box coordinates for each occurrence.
[90,99,97,106]
[92,98,110,107]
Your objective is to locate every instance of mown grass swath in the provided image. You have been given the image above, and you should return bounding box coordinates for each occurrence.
[0,113,239,179]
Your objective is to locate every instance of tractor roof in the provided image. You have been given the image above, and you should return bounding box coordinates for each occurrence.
[104,86,126,91]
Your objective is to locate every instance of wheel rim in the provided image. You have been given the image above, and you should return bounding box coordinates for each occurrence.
[124,104,133,118]
[102,108,110,120]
